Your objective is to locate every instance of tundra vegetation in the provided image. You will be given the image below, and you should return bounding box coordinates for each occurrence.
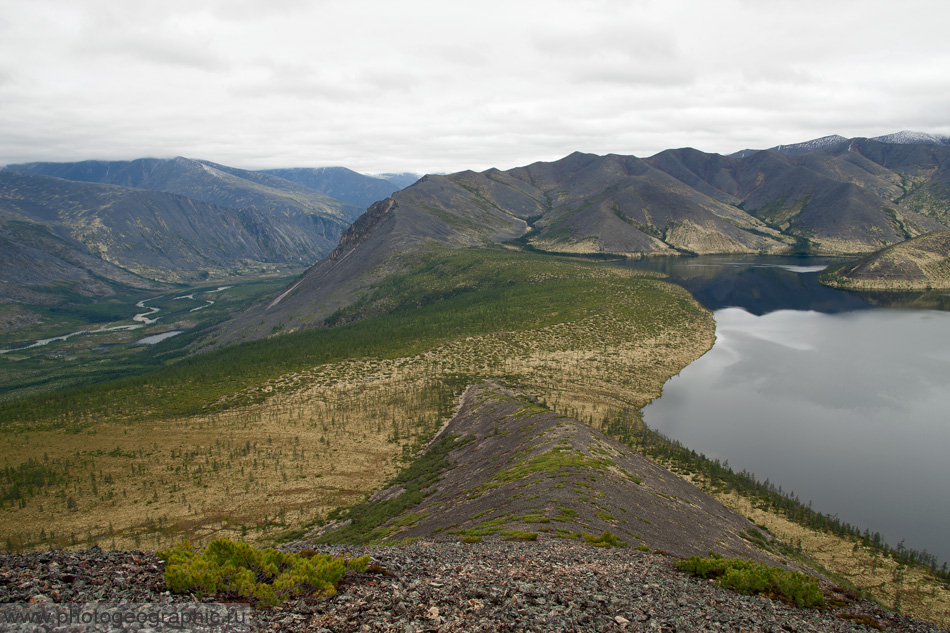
[159,538,368,608]
[677,553,825,609]
[1,246,948,626]
[0,247,711,553]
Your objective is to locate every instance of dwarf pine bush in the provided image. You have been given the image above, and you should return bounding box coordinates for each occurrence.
[159,538,369,607]
[677,554,824,608]
[583,531,628,548]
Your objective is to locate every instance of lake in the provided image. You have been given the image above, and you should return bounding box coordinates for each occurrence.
[625,256,950,564]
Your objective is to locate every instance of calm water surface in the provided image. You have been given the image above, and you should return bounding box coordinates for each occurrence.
[626,256,950,563]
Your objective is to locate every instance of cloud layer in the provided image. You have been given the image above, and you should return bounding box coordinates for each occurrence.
[2,0,949,174]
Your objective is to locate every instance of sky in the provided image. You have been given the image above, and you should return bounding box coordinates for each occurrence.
[2,0,949,175]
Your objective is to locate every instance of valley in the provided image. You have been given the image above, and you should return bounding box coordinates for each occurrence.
[2,135,950,628]
[0,249,713,554]
[0,276,293,402]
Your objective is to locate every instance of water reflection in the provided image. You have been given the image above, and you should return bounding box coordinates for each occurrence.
[636,257,950,563]
[621,255,950,313]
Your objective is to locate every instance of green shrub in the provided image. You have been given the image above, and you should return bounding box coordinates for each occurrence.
[677,554,824,608]
[159,539,368,608]
[583,531,628,548]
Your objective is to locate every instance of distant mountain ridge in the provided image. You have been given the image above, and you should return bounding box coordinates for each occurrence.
[3,157,362,224]
[870,130,950,146]
[732,130,950,157]
[0,158,368,312]
[0,169,346,285]
[257,166,401,208]
[214,133,950,344]
[3,131,949,339]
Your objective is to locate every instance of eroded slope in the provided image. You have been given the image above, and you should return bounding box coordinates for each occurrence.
[317,382,774,563]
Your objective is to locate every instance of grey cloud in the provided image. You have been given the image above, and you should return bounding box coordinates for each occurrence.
[1,0,949,174]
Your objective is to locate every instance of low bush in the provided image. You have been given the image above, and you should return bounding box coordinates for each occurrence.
[677,554,824,608]
[583,531,628,548]
[159,538,368,608]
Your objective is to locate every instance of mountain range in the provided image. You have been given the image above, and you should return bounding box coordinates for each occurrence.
[0,158,372,310]
[213,134,950,344]
[3,132,949,336]
[257,166,406,208]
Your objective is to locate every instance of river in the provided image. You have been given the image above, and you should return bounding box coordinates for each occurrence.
[624,256,950,564]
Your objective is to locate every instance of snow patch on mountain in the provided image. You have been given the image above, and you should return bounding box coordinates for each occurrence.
[871,130,950,146]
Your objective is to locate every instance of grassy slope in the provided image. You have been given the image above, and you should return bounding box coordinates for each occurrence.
[0,248,690,427]
[820,229,950,291]
[0,247,713,554]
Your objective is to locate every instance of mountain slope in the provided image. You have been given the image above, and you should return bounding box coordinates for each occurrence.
[258,166,401,208]
[649,141,949,253]
[4,157,362,224]
[0,219,161,306]
[820,229,950,290]
[210,172,535,343]
[2,158,365,283]
[0,170,337,283]
[215,139,950,346]
[317,381,777,562]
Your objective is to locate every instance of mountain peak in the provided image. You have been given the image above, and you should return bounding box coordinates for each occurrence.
[767,134,849,156]
[870,130,950,146]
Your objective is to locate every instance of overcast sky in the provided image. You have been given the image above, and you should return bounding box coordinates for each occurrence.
[2,0,949,175]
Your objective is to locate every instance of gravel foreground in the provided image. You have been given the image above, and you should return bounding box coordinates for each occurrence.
[2,538,947,632]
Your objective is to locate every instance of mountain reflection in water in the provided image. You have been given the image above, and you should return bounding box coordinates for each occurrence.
[625,256,950,565]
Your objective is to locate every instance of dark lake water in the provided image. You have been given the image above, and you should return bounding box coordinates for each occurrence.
[624,256,950,564]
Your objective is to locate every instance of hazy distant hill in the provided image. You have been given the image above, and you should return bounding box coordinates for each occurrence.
[3,157,362,224]
[0,169,346,288]
[0,157,377,303]
[213,136,950,345]
[258,166,400,208]
[375,172,423,189]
